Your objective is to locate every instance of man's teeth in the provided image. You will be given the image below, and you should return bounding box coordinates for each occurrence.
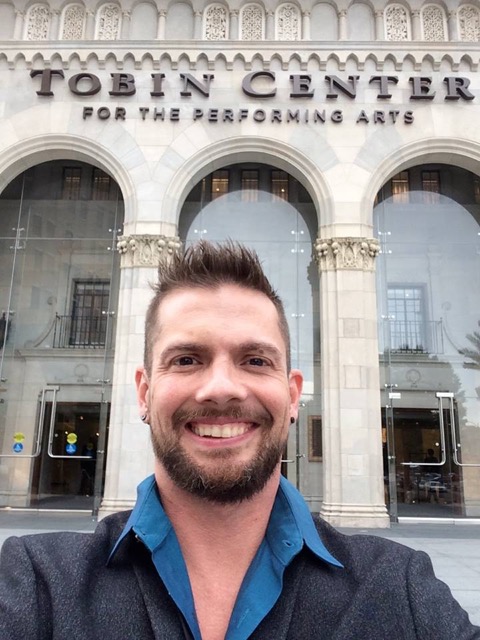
[191,424,249,438]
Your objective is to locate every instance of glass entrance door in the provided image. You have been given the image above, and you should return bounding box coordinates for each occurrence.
[0,160,123,512]
[382,388,479,518]
[29,390,110,510]
[375,164,480,519]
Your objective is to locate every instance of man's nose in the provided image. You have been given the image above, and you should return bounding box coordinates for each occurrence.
[194,361,248,404]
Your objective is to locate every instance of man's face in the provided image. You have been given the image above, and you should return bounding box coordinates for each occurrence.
[135,284,303,503]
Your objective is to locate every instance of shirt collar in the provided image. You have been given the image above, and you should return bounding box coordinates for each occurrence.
[109,474,342,568]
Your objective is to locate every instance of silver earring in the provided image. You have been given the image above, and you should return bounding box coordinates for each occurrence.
[141,414,148,422]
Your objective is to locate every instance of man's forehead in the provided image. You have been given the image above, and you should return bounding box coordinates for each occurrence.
[156,284,276,318]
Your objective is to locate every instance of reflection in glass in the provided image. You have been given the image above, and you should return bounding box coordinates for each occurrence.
[375,164,480,519]
[0,160,123,511]
[179,163,323,510]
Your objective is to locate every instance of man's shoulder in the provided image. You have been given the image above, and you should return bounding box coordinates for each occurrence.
[311,515,418,576]
[3,510,131,565]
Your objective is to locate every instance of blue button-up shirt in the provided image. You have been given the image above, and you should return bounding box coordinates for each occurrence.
[109,475,342,640]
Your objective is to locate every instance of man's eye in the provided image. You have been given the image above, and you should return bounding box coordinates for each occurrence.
[247,357,268,367]
[173,356,197,366]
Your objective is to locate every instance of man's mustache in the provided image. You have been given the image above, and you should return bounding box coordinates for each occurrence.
[172,405,274,427]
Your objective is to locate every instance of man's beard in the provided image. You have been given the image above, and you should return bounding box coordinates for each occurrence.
[150,406,287,504]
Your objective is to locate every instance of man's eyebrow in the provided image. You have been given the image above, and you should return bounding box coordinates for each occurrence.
[159,343,205,361]
[236,341,283,360]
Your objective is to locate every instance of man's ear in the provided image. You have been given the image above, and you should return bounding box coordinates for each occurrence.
[135,367,150,417]
[288,369,303,422]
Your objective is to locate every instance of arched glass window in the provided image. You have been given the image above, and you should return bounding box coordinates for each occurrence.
[0,160,124,512]
[374,163,480,520]
[179,162,325,507]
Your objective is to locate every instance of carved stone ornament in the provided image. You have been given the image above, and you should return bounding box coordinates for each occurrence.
[314,237,380,271]
[422,5,446,41]
[458,5,480,41]
[117,235,182,268]
[61,4,86,40]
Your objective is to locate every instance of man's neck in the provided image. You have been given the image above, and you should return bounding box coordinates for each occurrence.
[154,465,281,640]
[154,464,280,553]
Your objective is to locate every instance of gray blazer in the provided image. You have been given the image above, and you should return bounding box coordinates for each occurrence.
[0,511,478,639]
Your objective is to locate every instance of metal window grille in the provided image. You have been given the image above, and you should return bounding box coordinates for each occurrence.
[68,280,110,347]
[422,170,440,204]
[387,286,426,352]
[211,170,229,200]
[92,169,114,201]
[241,170,259,202]
[391,171,410,203]
[271,170,288,200]
[62,167,82,200]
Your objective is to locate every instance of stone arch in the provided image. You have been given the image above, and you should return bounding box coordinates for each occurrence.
[0,134,136,223]
[163,136,332,230]
[363,137,480,225]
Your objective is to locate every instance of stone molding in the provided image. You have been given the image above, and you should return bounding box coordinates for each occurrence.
[320,501,390,528]
[117,234,182,268]
[314,236,380,271]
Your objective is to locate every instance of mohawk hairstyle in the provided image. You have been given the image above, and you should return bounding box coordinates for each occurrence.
[143,240,291,373]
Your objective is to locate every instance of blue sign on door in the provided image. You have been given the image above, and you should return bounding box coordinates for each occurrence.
[12,443,23,453]
[66,443,77,455]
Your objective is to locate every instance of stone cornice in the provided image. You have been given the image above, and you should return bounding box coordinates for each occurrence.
[314,237,380,271]
[117,234,182,267]
[1,41,479,71]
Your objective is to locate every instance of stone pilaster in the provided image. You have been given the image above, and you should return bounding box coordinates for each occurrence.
[99,235,182,518]
[315,237,389,528]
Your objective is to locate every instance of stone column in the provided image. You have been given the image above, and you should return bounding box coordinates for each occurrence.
[194,11,202,39]
[50,9,60,39]
[374,10,384,40]
[14,11,25,39]
[338,10,347,40]
[448,10,458,41]
[315,237,389,528]
[411,10,421,40]
[85,10,96,39]
[99,235,182,517]
[302,11,311,40]
[121,11,131,39]
[230,9,239,39]
[266,10,274,39]
[157,9,167,39]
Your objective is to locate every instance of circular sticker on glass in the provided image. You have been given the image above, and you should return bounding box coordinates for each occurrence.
[66,433,78,445]
[12,442,23,453]
[66,443,77,455]
[13,432,25,443]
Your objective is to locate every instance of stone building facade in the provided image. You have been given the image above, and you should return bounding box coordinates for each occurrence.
[0,0,479,527]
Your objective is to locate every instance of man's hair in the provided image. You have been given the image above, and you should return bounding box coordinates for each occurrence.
[143,240,291,373]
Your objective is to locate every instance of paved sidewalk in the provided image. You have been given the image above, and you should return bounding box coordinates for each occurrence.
[0,512,478,627]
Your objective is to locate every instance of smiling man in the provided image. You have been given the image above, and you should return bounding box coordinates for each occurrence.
[0,241,479,640]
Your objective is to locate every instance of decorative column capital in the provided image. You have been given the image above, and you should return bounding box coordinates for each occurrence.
[374,10,384,18]
[158,9,167,18]
[314,237,380,271]
[117,234,182,268]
